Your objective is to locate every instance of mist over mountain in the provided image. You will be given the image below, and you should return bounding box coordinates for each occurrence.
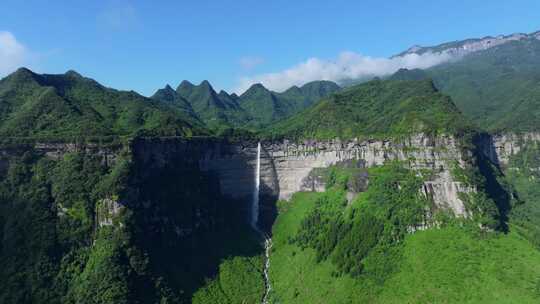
[388,30,540,132]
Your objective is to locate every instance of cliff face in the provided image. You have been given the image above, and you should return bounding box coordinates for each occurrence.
[132,134,474,220]
[260,135,472,216]
[8,133,531,225]
[479,133,540,167]
[0,142,121,176]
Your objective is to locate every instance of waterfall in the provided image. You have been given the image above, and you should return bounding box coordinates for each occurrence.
[252,142,272,304]
[252,142,261,229]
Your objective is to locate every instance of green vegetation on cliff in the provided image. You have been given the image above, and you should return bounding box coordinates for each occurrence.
[266,79,474,140]
[268,163,540,303]
[506,141,540,247]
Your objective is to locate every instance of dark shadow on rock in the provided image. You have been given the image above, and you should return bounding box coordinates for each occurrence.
[473,134,516,232]
[258,144,280,235]
[128,138,264,302]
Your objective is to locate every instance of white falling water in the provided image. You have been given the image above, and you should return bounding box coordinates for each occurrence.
[252,142,261,229]
[252,142,273,304]
[262,237,273,304]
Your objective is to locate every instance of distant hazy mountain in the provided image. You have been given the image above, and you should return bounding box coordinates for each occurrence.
[395,31,540,58]
[0,68,206,138]
[389,31,540,132]
[152,80,340,130]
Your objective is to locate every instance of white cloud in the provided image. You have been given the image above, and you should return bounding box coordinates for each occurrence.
[234,51,455,93]
[239,56,264,70]
[0,31,27,77]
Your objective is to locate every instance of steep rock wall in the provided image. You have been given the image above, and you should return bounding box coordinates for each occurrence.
[0,135,484,220]
[132,135,474,217]
[259,134,473,216]
[478,133,540,167]
[0,142,121,176]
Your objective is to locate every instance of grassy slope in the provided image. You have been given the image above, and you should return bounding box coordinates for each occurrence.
[192,254,264,304]
[378,226,540,303]
[269,191,540,303]
[270,192,368,304]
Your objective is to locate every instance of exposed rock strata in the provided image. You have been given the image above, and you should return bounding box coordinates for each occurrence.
[133,135,474,217]
[259,135,473,216]
[7,134,526,221]
[478,133,540,167]
[0,142,120,176]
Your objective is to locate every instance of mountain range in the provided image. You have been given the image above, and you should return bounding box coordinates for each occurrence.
[0,68,207,140]
[3,28,540,137]
[391,30,540,132]
[151,79,340,130]
[2,28,540,304]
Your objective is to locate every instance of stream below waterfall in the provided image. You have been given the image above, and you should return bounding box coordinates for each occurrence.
[261,236,272,304]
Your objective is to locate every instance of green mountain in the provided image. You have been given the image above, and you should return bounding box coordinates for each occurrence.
[238,80,340,127]
[429,38,540,132]
[153,80,250,130]
[267,78,473,140]
[391,32,540,133]
[236,83,289,126]
[283,80,341,107]
[152,80,340,130]
[151,84,195,115]
[0,68,206,140]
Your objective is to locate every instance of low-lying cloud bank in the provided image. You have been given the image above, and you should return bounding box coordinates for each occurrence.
[235,51,454,93]
[0,31,28,77]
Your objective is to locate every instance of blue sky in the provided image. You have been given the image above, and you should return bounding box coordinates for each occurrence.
[1,0,539,95]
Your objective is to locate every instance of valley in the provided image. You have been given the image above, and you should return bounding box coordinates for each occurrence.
[1,25,540,304]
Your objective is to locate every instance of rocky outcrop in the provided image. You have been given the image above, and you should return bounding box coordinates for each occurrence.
[96,197,124,227]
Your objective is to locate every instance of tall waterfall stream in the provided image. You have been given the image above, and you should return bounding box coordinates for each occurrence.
[252,142,272,304]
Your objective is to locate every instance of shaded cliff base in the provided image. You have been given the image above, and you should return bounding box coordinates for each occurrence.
[0,146,266,304]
